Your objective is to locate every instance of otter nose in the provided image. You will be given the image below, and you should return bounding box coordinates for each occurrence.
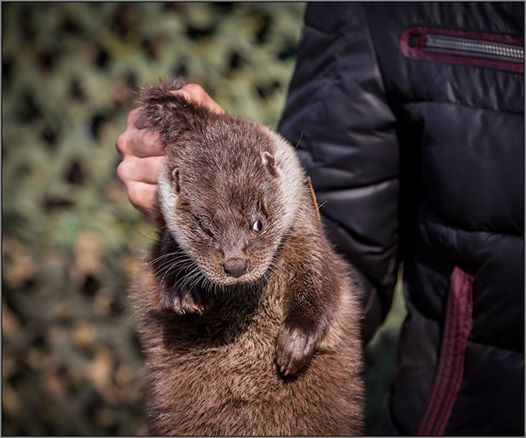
[223,258,248,277]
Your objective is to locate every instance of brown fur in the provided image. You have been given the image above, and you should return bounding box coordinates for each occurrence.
[130,78,364,435]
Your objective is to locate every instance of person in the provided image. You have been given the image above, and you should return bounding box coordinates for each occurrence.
[117,3,524,435]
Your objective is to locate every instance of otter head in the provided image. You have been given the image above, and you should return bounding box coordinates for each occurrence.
[140,80,304,287]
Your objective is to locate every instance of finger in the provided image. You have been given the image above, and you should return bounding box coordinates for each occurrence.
[284,337,301,376]
[127,107,143,128]
[289,335,316,375]
[116,132,128,156]
[276,330,286,360]
[128,128,165,157]
[186,91,225,115]
[117,156,163,185]
[277,336,292,374]
[127,181,160,218]
[182,289,203,315]
[134,107,149,129]
[303,335,316,357]
[173,84,226,115]
[282,349,293,376]
[189,288,204,314]
[116,109,151,156]
[181,288,193,312]
[172,290,184,315]
[286,350,304,376]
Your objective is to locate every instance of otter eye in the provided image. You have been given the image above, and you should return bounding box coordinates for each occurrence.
[252,220,263,232]
[192,214,214,238]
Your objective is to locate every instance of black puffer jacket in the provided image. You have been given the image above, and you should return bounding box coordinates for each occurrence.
[278,3,524,435]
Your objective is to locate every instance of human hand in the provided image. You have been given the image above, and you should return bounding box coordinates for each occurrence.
[116,84,225,224]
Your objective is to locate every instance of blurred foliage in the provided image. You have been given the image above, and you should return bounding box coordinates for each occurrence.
[364,269,407,432]
[2,2,404,435]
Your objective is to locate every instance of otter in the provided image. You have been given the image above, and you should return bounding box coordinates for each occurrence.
[131,78,364,435]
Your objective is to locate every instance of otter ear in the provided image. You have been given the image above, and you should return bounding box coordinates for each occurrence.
[261,151,277,177]
[171,167,181,193]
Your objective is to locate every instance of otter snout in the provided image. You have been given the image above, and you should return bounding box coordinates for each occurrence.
[223,258,248,277]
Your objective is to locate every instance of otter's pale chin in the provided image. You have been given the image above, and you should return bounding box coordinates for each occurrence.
[197,260,272,289]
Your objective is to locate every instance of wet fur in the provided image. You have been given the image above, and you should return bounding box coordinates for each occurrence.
[131,78,364,435]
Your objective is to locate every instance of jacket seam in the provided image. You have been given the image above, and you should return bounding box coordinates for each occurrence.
[315,175,398,193]
[360,6,393,105]
[297,27,346,165]
[303,21,338,36]
[422,218,524,239]
[322,213,394,252]
[406,308,524,356]
[467,338,524,356]
[321,215,398,291]
[394,99,523,115]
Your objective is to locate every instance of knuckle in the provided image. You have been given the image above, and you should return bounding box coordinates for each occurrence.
[143,131,162,151]
[127,183,141,206]
[127,108,140,125]
[116,133,126,154]
[116,161,129,183]
[147,156,163,178]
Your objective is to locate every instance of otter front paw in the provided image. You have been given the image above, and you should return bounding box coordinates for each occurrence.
[161,286,204,316]
[276,323,319,376]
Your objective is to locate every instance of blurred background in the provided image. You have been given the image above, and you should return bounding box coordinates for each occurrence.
[2,2,405,435]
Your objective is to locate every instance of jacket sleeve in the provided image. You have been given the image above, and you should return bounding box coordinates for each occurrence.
[277,3,400,344]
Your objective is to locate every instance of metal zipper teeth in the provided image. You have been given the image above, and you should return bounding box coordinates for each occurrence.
[424,34,524,61]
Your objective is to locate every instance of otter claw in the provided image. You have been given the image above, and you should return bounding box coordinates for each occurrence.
[164,286,204,315]
[276,324,318,376]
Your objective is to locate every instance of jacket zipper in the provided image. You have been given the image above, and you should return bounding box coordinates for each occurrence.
[401,26,524,73]
[423,34,524,62]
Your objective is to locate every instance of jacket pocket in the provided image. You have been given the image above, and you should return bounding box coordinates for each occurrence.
[400,26,524,73]
[417,266,475,436]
